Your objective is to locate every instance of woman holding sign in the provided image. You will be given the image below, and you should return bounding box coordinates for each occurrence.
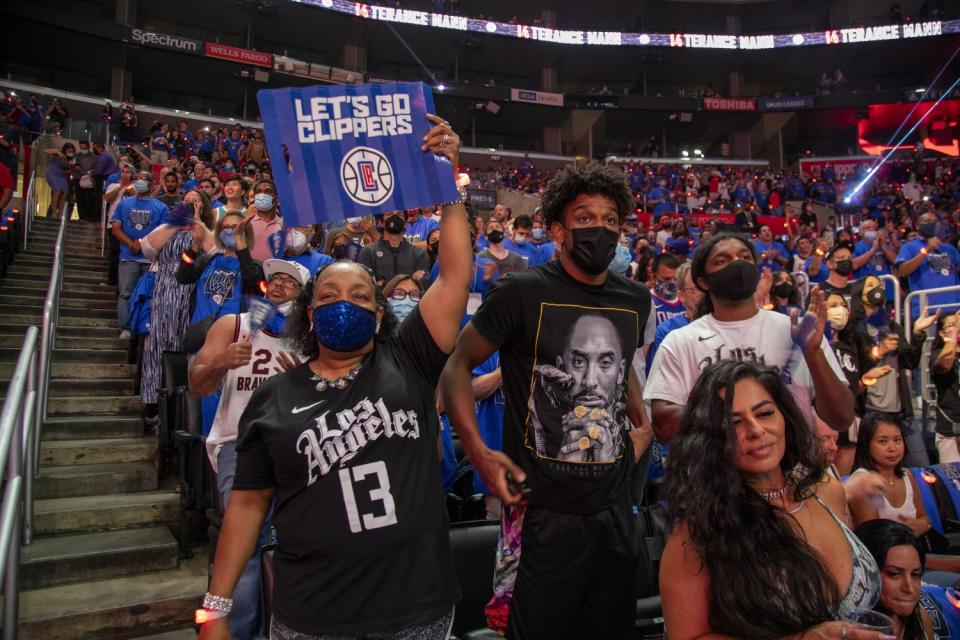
[198,114,471,640]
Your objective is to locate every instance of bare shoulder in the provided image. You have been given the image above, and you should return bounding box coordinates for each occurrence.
[814,472,847,514]
[662,520,705,578]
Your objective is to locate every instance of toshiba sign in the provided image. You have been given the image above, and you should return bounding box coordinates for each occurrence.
[129,28,203,55]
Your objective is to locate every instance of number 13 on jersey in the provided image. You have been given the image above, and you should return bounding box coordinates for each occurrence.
[338,460,398,533]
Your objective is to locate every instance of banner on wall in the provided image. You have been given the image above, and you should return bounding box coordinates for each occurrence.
[758,96,814,111]
[205,43,273,67]
[703,97,757,111]
[257,81,460,225]
[510,88,565,107]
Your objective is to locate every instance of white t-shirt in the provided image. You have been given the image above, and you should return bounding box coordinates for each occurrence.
[206,313,302,471]
[644,309,846,425]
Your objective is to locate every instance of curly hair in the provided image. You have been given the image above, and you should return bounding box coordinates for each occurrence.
[663,360,838,637]
[539,161,634,227]
[284,261,397,360]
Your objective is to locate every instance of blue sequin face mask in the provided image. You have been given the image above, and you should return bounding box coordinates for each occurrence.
[312,300,378,352]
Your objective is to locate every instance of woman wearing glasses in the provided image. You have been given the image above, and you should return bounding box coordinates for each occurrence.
[383,273,425,323]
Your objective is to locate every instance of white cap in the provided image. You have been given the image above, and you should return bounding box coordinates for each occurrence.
[263,259,310,286]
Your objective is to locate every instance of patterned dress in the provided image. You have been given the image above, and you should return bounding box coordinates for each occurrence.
[140,230,194,404]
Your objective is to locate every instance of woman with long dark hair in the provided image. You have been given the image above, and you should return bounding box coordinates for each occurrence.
[849,413,932,539]
[854,520,935,640]
[660,360,881,639]
[198,115,472,640]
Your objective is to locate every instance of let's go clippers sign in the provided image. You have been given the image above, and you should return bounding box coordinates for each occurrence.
[257,82,459,226]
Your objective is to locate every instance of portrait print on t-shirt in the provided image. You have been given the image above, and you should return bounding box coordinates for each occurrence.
[526,304,638,464]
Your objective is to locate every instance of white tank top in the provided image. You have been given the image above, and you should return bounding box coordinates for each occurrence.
[853,468,917,521]
[205,313,299,471]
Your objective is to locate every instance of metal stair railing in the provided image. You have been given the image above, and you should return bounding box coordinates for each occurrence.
[0,197,68,639]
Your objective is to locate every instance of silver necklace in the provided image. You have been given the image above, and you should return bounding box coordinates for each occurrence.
[759,486,790,501]
[785,500,805,515]
[309,362,364,392]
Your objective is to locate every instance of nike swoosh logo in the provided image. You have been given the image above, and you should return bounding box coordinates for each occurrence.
[697,334,718,342]
[292,400,326,415]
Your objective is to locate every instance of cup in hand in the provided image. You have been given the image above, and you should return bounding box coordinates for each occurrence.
[843,608,894,634]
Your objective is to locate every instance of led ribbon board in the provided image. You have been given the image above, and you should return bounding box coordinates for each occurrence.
[292,0,952,51]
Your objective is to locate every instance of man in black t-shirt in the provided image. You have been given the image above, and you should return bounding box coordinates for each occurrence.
[442,162,653,640]
[357,210,430,285]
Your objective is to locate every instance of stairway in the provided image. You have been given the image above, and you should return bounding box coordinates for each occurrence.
[0,216,204,639]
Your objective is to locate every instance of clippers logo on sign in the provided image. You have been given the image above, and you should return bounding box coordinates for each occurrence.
[341,147,394,206]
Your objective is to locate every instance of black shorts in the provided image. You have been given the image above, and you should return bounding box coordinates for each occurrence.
[501,499,637,640]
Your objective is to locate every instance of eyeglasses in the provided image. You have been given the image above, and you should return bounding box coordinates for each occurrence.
[269,275,301,291]
[388,289,421,301]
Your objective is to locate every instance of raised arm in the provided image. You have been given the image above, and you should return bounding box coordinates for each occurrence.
[797,290,854,430]
[189,314,250,397]
[417,114,471,353]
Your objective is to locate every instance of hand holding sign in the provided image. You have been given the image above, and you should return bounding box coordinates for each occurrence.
[421,114,460,175]
[257,82,460,227]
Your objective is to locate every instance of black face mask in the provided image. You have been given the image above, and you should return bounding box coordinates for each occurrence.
[919,223,938,238]
[332,244,349,260]
[864,286,885,307]
[703,260,760,302]
[384,215,405,235]
[567,226,620,275]
[834,259,853,277]
[429,242,439,256]
[487,230,504,244]
[772,283,794,299]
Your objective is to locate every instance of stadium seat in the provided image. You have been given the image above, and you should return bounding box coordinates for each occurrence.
[923,464,960,552]
[910,467,944,534]
[449,520,500,639]
[634,504,667,636]
[260,544,277,633]
[920,584,960,640]
[157,350,189,448]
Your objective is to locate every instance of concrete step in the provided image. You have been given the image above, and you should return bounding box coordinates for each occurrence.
[50,347,128,363]
[56,325,125,339]
[0,377,136,397]
[53,336,128,350]
[41,415,144,441]
[14,257,108,272]
[0,361,137,380]
[130,630,197,640]
[47,395,143,416]
[0,285,115,301]
[34,491,179,536]
[17,549,207,640]
[36,462,157,499]
[20,527,179,589]
[0,314,118,328]
[0,347,130,365]
[39,437,155,466]
[0,278,115,294]
[0,303,115,320]
[6,268,109,285]
[0,295,116,310]
[22,247,104,260]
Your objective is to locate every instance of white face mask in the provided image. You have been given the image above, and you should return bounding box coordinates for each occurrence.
[276,300,294,316]
[286,230,308,252]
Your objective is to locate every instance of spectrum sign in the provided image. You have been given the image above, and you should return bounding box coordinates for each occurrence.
[290,1,952,51]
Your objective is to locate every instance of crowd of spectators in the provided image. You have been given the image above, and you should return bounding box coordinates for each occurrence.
[25,110,960,638]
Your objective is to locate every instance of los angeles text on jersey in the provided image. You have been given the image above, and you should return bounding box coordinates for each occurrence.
[294,94,413,143]
[296,397,420,484]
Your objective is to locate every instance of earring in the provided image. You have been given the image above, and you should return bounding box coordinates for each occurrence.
[375,322,381,335]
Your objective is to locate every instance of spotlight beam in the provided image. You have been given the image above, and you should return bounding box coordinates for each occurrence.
[845,73,960,204]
